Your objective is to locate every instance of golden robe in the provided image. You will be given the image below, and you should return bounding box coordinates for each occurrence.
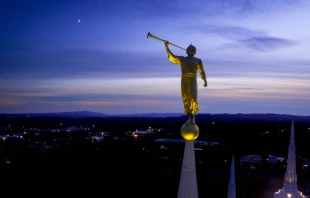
[166,48,206,115]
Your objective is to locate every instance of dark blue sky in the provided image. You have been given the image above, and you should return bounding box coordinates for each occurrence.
[1,0,310,115]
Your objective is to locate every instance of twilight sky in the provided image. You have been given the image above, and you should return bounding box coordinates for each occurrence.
[1,0,310,115]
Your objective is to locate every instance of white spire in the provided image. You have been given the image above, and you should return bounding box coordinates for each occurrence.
[178,141,199,198]
[274,119,306,198]
[283,119,298,194]
[228,155,236,198]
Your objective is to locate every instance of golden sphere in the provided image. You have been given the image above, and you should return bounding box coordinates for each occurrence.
[181,123,199,140]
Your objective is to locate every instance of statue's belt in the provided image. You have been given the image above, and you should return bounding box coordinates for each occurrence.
[182,73,196,77]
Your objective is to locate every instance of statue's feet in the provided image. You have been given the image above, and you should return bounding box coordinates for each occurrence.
[186,114,196,125]
[191,115,196,124]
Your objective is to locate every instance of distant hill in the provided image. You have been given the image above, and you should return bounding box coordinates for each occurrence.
[110,113,184,118]
[197,113,310,122]
[0,111,309,121]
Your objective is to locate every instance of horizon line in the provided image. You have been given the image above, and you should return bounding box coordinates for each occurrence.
[0,111,308,117]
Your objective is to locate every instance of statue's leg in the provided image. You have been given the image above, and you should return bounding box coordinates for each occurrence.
[186,113,191,124]
[182,77,197,125]
[187,79,197,125]
[191,114,195,124]
[190,80,199,114]
[181,78,191,116]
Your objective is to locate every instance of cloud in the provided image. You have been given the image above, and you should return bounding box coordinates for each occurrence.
[131,0,302,18]
[54,0,302,21]
[237,37,297,52]
[1,75,310,115]
[0,97,26,106]
[2,75,310,104]
[20,93,180,103]
[0,92,181,113]
[191,25,265,40]
[182,24,298,52]
[200,0,302,17]
[0,90,181,106]
[76,99,176,107]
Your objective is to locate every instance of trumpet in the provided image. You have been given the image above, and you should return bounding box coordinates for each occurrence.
[147,32,186,51]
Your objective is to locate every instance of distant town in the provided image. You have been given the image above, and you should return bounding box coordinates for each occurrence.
[0,112,309,197]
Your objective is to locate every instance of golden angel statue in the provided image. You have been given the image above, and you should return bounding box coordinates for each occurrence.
[164,41,207,125]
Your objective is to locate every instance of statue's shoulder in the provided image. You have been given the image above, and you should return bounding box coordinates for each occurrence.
[194,57,202,63]
[178,56,185,61]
